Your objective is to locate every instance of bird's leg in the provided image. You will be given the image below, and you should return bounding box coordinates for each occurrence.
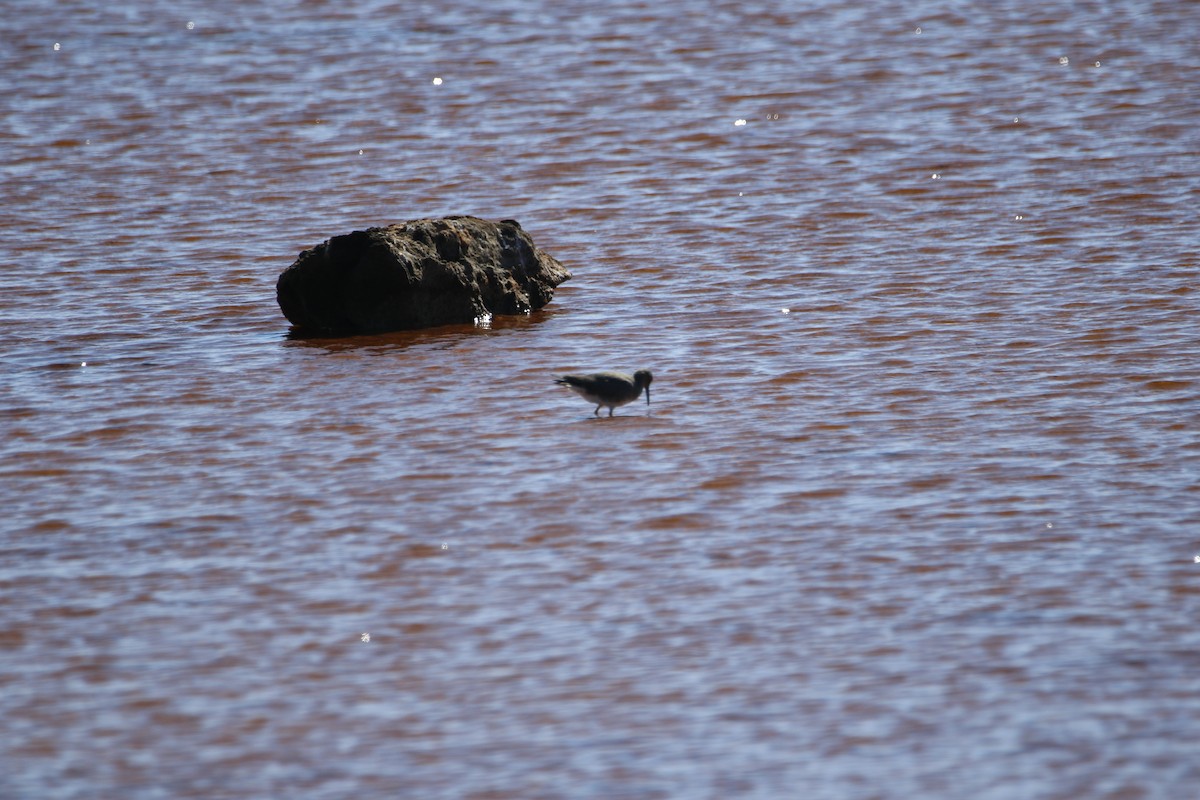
[608,408,614,417]
[594,406,601,417]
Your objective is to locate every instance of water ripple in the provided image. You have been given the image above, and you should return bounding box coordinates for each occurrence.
[2,0,1199,797]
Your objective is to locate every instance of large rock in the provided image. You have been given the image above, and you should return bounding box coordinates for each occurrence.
[276,216,571,334]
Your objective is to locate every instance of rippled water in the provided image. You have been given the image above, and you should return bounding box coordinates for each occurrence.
[3,1,1199,797]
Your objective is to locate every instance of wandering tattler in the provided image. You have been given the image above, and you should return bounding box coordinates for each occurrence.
[555,370,653,417]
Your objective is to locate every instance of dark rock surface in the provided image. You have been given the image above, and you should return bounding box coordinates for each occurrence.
[276,216,571,334]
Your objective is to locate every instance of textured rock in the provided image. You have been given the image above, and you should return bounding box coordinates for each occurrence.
[276,216,571,334]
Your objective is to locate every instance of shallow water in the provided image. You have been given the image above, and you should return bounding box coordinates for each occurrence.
[2,1,1199,797]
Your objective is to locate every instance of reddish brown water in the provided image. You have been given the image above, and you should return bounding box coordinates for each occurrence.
[3,1,1199,797]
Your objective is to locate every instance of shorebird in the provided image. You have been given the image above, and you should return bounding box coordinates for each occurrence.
[555,370,653,417]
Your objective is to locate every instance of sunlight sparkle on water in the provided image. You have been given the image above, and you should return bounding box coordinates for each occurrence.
[432,76,443,85]
[734,119,747,126]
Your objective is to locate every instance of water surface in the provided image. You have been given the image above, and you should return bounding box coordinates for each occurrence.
[2,1,1198,797]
